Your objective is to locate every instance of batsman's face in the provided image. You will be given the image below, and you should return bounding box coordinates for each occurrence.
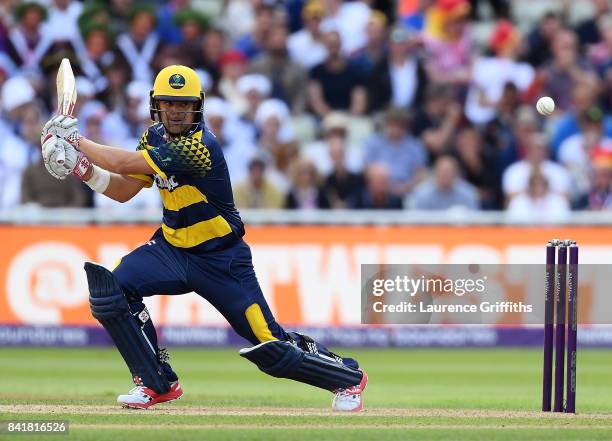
[159,100,197,135]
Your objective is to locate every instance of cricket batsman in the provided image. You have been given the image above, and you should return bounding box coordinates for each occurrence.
[39,65,367,411]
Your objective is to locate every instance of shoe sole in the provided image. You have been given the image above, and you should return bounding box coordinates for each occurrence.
[121,395,181,409]
[120,391,183,409]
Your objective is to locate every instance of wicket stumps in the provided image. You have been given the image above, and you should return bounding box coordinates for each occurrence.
[542,239,579,413]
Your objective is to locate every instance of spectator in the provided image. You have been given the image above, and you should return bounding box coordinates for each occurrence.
[218,50,248,111]
[320,0,371,55]
[589,13,612,75]
[78,24,125,93]
[465,20,535,125]
[204,97,256,183]
[234,2,275,60]
[0,76,35,135]
[410,155,479,210]
[308,29,367,117]
[255,98,295,147]
[348,163,402,209]
[287,0,327,69]
[6,2,47,69]
[412,84,462,161]
[363,108,427,196]
[236,73,272,136]
[104,81,151,144]
[454,126,502,209]
[77,2,112,34]
[424,0,473,89]
[549,83,612,157]
[234,157,285,209]
[468,0,509,20]
[156,0,189,45]
[506,170,570,220]
[249,24,307,113]
[79,101,109,143]
[495,82,521,124]
[107,0,135,34]
[482,88,525,172]
[364,109,427,196]
[366,25,427,113]
[39,0,83,51]
[221,0,256,41]
[302,111,363,175]
[285,157,330,209]
[21,160,87,207]
[72,76,96,118]
[558,106,612,202]
[525,12,563,67]
[254,99,298,191]
[502,132,571,202]
[507,105,538,160]
[323,134,365,208]
[174,8,209,64]
[350,10,389,76]
[0,56,17,88]
[575,0,610,47]
[284,0,308,34]
[116,5,159,84]
[0,102,41,208]
[540,29,598,113]
[588,148,612,210]
[196,28,226,86]
[100,59,131,111]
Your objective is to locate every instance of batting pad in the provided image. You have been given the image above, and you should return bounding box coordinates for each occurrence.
[85,262,170,394]
[239,340,363,391]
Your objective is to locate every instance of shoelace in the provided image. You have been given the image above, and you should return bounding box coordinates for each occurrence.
[335,386,360,398]
[127,386,150,397]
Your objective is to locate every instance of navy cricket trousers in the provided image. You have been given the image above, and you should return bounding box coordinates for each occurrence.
[112,230,288,380]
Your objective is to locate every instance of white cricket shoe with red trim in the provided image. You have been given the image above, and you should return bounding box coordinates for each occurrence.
[117,381,183,409]
[332,370,368,412]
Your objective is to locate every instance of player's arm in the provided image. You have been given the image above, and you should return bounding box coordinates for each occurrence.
[78,137,156,176]
[101,173,149,203]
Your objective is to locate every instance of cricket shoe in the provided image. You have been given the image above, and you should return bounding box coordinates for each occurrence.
[117,381,183,409]
[332,370,368,412]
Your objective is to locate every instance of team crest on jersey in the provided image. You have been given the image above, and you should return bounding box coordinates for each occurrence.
[169,73,185,89]
[155,174,179,191]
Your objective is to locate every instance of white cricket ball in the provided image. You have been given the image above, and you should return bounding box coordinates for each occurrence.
[536,96,555,116]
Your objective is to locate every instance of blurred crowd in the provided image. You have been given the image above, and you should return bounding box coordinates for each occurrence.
[0,0,611,219]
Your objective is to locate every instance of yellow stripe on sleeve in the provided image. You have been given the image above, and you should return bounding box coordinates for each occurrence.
[244,304,277,342]
[161,215,233,248]
[140,149,167,179]
[159,185,208,211]
[128,174,153,188]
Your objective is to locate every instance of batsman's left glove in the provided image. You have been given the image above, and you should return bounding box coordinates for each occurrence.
[41,114,81,148]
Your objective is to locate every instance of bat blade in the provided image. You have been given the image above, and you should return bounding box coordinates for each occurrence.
[56,58,77,116]
[55,58,77,165]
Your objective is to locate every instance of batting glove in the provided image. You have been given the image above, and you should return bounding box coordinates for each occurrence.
[41,134,92,181]
[41,114,81,148]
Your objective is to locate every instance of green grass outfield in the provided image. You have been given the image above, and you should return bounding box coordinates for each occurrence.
[1,347,611,440]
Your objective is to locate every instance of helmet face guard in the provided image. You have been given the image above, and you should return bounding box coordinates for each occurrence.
[149,91,204,135]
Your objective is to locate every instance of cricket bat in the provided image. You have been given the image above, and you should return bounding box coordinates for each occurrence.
[55,58,77,165]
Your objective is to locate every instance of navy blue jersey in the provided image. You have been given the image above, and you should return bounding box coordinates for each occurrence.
[130,122,244,252]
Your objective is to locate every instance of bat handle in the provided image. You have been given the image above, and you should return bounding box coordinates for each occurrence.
[56,149,66,165]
